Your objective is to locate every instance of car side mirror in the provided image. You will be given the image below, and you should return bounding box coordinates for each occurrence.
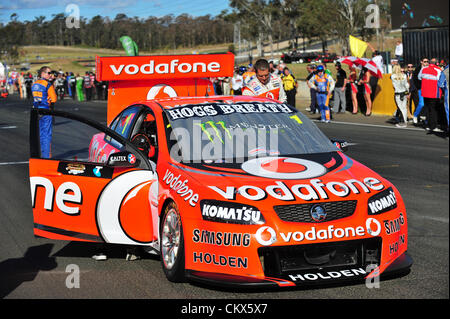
[107,151,140,167]
[331,139,349,152]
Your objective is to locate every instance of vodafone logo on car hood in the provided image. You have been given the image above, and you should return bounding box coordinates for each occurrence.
[241,157,327,180]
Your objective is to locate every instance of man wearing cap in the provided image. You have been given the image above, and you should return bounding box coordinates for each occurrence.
[31,66,57,158]
[308,65,335,122]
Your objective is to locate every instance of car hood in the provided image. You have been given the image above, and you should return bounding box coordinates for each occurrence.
[168,152,393,208]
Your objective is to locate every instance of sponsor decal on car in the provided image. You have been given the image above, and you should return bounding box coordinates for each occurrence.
[30,177,82,215]
[288,268,367,282]
[241,157,327,180]
[200,200,265,225]
[389,234,406,255]
[65,163,86,175]
[384,213,405,235]
[162,169,199,207]
[368,187,397,215]
[192,229,251,247]
[209,177,385,202]
[193,252,248,269]
[166,103,293,121]
[57,162,113,179]
[255,218,382,246]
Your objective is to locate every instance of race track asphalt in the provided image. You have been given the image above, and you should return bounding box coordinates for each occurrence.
[0,94,448,304]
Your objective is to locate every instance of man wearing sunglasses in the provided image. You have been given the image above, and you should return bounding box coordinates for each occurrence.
[419,57,444,132]
[31,66,57,158]
[242,59,287,103]
[412,58,429,124]
[405,64,418,120]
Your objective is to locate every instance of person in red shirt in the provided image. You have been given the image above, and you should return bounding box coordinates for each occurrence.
[418,59,443,132]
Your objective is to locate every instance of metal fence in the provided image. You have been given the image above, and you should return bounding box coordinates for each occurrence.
[402,26,449,65]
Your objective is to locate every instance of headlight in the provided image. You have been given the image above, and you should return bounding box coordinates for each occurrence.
[200,200,265,225]
[367,187,398,215]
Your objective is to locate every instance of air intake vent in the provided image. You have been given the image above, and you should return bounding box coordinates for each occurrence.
[273,200,357,223]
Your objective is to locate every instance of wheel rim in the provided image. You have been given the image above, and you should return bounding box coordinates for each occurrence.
[161,208,181,270]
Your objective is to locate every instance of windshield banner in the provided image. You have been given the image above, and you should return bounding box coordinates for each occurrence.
[166,102,294,121]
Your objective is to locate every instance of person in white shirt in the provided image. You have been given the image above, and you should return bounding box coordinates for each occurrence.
[395,40,403,62]
[231,68,244,95]
[391,65,410,128]
[372,50,384,74]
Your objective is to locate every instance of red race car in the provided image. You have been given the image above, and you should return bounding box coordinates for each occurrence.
[29,54,412,288]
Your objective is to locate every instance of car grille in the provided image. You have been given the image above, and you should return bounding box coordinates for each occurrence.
[258,237,382,277]
[273,200,357,223]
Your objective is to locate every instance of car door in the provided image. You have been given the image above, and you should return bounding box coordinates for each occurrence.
[29,108,158,246]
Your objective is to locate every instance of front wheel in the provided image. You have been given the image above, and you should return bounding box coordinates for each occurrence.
[160,202,185,282]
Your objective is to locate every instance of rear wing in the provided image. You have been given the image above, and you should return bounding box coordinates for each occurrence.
[95,53,235,123]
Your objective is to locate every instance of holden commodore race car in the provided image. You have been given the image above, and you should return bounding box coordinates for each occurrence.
[28,54,411,288]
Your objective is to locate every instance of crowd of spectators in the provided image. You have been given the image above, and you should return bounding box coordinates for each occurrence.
[211,60,298,106]
[2,52,448,135]
[1,69,108,102]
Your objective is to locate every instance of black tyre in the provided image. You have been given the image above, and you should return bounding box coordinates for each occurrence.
[160,202,185,282]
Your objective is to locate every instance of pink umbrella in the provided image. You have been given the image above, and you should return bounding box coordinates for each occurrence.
[337,56,360,67]
[355,58,383,78]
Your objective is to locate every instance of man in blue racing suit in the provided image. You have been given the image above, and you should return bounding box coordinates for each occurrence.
[32,66,57,158]
[308,65,335,122]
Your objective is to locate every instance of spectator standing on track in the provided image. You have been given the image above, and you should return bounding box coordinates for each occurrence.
[18,73,25,99]
[306,64,318,114]
[220,77,231,96]
[412,57,428,125]
[65,72,73,99]
[405,63,418,120]
[418,58,443,132]
[242,65,255,86]
[90,72,96,99]
[31,66,57,158]
[68,72,76,100]
[391,65,410,128]
[438,62,449,131]
[358,67,373,116]
[395,40,403,63]
[308,64,335,123]
[231,67,244,95]
[372,50,384,74]
[83,71,93,101]
[25,73,33,100]
[76,74,84,102]
[332,62,347,113]
[348,66,359,114]
[269,61,279,75]
[242,59,287,103]
[281,67,297,107]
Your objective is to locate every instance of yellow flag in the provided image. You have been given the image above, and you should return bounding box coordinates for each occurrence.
[349,35,368,58]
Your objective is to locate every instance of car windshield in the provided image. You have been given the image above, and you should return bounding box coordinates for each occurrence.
[164,102,338,163]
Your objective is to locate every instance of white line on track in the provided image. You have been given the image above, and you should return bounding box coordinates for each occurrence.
[0,126,17,129]
[0,161,29,166]
[421,216,449,223]
[313,120,424,131]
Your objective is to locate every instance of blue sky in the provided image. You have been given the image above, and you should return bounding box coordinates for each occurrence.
[0,0,232,23]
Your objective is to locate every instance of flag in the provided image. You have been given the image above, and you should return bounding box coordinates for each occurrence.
[120,36,139,56]
[349,35,368,58]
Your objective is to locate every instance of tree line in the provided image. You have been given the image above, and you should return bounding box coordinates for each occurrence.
[1,0,390,62]
[0,13,234,54]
